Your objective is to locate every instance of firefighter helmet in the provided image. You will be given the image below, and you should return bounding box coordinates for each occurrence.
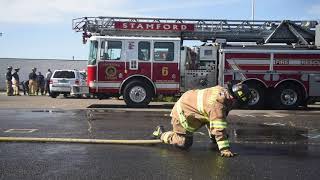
[7,66,12,70]
[229,83,251,104]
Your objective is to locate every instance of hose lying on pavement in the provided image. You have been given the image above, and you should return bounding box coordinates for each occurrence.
[0,137,162,145]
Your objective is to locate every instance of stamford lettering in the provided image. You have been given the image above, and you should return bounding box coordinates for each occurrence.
[115,22,194,31]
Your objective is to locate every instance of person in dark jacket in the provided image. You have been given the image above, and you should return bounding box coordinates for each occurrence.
[28,68,37,95]
[21,80,29,95]
[37,72,45,95]
[5,66,13,96]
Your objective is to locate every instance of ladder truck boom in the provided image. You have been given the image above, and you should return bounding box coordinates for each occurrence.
[73,16,318,45]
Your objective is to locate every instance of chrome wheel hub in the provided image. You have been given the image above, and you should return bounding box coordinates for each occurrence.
[129,86,146,103]
[248,88,260,106]
[280,89,297,106]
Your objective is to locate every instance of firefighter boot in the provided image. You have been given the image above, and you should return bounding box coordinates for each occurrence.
[152,125,165,139]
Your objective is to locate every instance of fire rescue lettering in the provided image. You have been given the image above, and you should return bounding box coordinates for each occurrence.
[275,59,320,65]
[115,22,195,31]
[301,59,320,65]
[275,59,289,65]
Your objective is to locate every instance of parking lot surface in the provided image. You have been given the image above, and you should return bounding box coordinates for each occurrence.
[0,95,320,179]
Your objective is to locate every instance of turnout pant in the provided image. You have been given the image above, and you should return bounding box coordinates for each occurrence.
[29,80,38,95]
[160,117,194,149]
[6,80,13,96]
[13,81,20,95]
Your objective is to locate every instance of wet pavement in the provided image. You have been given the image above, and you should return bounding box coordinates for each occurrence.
[0,108,320,179]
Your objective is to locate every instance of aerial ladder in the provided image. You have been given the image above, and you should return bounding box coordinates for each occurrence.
[73,16,319,45]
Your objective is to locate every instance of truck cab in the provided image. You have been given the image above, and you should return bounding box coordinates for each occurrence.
[86,36,181,107]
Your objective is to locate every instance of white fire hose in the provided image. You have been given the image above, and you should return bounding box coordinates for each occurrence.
[0,137,162,145]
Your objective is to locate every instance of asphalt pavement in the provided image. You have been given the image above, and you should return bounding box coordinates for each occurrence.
[0,95,320,179]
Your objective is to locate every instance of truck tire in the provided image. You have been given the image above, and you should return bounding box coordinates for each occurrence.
[245,83,265,109]
[273,83,303,109]
[50,92,58,98]
[123,80,152,108]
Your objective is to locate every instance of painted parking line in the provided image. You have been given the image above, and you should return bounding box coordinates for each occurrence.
[4,129,38,133]
[263,114,286,118]
[263,122,286,126]
[301,130,320,139]
[236,114,256,118]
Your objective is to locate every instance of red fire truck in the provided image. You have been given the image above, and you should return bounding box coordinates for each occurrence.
[73,17,320,109]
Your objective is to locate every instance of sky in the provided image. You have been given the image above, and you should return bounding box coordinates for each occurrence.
[0,0,319,60]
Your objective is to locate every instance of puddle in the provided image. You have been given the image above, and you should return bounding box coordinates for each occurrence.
[4,129,38,133]
[232,123,309,144]
[31,110,65,113]
[301,129,320,139]
[87,104,173,109]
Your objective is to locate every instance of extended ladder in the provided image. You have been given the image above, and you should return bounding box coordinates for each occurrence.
[73,16,318,45]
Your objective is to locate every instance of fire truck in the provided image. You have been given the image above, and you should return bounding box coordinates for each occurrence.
[72,16,320,109]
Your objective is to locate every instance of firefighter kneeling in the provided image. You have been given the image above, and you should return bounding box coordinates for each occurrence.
[153,83,251,157]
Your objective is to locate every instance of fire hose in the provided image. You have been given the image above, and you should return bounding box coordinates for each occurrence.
[0,137,161,145]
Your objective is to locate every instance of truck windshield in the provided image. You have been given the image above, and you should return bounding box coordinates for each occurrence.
[88,41,98,65]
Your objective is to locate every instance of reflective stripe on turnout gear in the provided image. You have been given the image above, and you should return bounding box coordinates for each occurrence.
[210,120,227,129]
[237,90,248,102]
[197,89,205,115]
[207,87,220,105]
[217,140,230,150]
[177,100,197,133]
[161,132,172,143]
[196,88,220,118]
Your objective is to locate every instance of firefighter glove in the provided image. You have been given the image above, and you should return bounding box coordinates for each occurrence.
[220,149,237,157]
[152,125,164,139]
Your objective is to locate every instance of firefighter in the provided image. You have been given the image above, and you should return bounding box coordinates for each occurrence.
[5,66,13,96]
[152,83,251,158]
[12,68,20,96]
[28,68,38,96]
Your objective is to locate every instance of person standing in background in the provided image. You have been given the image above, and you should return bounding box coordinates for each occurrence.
[37,72,45,95]
[5,66,13,96]
[28,68,37,96]
[12,68,20,96]
[21,80,29,96]
[44,69,52,95]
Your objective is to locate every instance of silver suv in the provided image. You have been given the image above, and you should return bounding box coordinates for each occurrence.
[49,70,85,98]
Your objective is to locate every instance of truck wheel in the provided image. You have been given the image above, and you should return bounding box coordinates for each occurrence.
[123,80,152,107]
[50,92,58,98]
[245,83,265,109]
[273,83,303,109]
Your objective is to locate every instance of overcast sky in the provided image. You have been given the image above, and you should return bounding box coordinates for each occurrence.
[0,0,319,60]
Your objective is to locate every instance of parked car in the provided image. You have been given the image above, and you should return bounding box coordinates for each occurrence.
[49,69,87,98]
